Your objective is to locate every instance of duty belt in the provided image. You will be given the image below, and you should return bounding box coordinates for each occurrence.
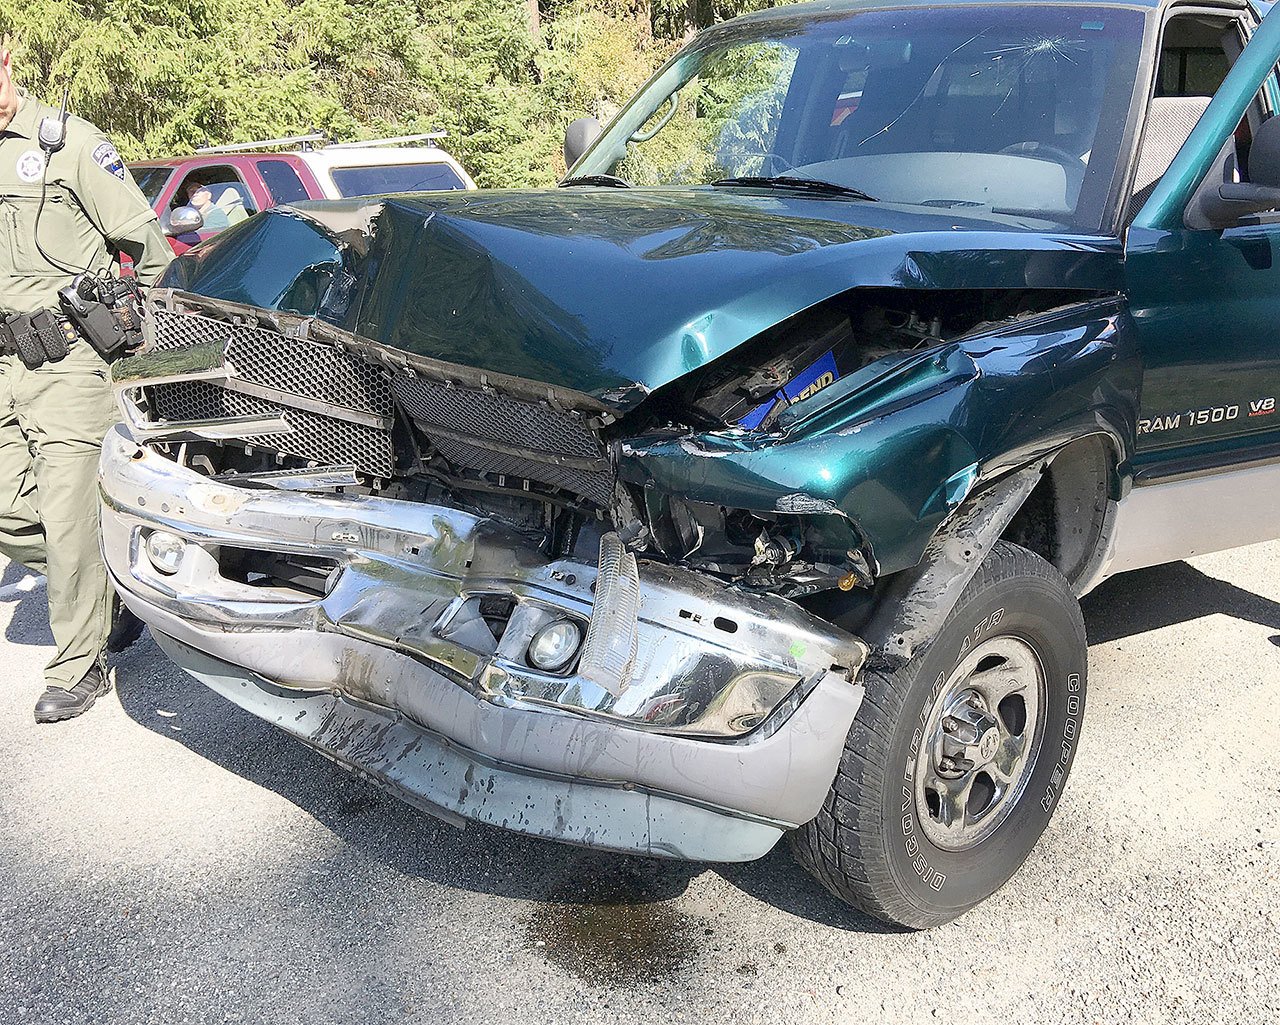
[0,310,80,369]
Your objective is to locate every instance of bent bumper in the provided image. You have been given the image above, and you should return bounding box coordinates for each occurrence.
[99,426,867,860]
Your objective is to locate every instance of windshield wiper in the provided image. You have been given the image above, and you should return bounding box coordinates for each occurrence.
[559,174,632,189]
[712,175,877,201]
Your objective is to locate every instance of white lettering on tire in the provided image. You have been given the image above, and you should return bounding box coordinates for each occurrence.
[1040,672,1082,813]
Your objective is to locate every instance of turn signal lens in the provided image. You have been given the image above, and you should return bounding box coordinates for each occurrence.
[527,620,582,673]
[145,531,186,575]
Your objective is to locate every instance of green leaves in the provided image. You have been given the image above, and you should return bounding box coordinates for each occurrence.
[0,0,789,187]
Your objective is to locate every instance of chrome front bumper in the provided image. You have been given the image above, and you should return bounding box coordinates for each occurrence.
[99,426,867,861]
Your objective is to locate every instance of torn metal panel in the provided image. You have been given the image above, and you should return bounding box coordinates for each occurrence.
[618,297,1137,579]
[861,464,1045,668]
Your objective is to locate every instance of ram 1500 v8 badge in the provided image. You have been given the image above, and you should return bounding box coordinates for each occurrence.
[99,0,1280,927]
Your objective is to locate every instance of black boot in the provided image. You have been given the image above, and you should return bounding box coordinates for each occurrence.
[34,664,112,724]
[106,594,145,653]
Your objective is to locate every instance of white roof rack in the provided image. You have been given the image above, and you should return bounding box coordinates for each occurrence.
[324,132,448,150]
[196,133,326,155]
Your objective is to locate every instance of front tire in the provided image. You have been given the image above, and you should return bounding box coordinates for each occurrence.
[791,541,1088,929]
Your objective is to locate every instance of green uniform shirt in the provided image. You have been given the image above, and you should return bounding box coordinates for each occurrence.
[0,90,172,315]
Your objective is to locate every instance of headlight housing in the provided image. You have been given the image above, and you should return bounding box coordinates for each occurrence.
[145,530,186,575]
[526,620,582,672]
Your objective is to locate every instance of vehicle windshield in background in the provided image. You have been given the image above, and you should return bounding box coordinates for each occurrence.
[130,165,174,206]
[330,162,467,196]
[575,6,1145,229]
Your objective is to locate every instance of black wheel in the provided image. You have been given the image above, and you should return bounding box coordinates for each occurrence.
[791,541,1088,929]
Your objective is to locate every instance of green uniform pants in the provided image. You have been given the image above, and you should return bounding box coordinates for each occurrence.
[0,342,118,687]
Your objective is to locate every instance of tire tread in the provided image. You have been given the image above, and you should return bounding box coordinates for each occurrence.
[789,541,1085,929]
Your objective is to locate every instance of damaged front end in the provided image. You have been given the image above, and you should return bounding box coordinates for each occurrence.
[101,290,878,859]
[102,177,1128,859]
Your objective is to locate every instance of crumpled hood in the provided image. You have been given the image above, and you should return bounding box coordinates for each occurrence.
[163,187,1123,412]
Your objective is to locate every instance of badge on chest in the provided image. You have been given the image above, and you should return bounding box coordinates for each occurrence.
[15,149,45,184]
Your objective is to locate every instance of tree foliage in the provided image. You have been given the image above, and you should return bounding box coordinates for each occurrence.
[0,0,789,187]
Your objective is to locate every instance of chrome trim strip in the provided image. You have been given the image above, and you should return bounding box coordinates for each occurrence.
[220,466,362,492]
[221,377,392,430]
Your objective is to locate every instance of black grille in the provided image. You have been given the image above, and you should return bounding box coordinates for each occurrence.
[142,307,613,505]
[430,435,614,508]
[392,377,599,459]
[393,377,614,506]
[149,380,394,476]
[152,310,393,416]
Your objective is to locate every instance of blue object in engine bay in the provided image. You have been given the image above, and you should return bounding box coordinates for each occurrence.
[737,349,841,430]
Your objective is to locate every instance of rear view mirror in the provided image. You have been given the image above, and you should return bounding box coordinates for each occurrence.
[165,205,204,237]
[564,117,602,171]
[833,37,912,71]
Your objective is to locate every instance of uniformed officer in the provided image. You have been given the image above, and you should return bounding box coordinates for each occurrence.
[0,44,172,722]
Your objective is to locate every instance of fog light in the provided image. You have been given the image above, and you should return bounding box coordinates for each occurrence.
[527,620,582,672]
[145,531,186,575]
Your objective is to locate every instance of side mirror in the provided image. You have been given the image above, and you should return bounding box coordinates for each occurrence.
[1187,116,1280,228]
[564,117,602,171]
[165,205,204,237]
[1191,182,1280,228]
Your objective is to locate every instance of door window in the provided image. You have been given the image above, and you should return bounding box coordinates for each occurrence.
[169,165,257,237]
[129,166,174,208]
[1129,15,1243,217]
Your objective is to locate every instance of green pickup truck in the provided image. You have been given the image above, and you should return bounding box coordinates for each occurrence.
[99,0,1280,928]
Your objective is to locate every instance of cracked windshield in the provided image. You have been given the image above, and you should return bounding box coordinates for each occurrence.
[580,6,1144,228]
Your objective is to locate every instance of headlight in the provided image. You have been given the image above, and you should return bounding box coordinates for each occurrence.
[145,530,186,575]
[527,620,582,672]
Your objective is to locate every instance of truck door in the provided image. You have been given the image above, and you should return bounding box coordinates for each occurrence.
[1118,8,1280,570]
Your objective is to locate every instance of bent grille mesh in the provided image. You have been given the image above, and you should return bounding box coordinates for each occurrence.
[393,377,614,506]
[144,307,613,504]
[152,309,393,416]
[150,380,394,476]
[392,377,599,458]
[430,436,614,508]
[150,309,238,351]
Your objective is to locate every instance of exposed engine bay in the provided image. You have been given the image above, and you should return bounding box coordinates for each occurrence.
[124,286,1083,604]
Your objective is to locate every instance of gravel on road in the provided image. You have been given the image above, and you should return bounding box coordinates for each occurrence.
[1,544,1277,1025]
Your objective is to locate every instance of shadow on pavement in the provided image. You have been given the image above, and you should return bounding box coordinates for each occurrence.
[1,562,51,648]
[0,560,28,589]
[1081,560,1280,645]
[111,636,729,976]
[112,556,1278,941]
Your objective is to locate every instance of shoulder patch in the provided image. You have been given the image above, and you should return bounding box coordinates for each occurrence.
[91,141,127,181]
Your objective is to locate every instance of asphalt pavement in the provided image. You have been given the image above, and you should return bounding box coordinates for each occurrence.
[1,543,1277,1025]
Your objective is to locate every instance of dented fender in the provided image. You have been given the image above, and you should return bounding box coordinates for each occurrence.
[619,297,1139,578]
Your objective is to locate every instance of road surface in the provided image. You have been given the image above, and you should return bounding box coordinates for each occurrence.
[1,544,1277,1024]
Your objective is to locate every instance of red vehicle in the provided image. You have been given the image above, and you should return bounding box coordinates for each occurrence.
[130,134,476,254]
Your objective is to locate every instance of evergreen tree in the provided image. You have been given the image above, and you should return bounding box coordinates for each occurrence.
[0,0,788,187]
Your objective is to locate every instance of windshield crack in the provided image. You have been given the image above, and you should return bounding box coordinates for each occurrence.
[860,30,1089,146]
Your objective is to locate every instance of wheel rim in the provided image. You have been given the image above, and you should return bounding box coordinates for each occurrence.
[914,636,1046,852]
